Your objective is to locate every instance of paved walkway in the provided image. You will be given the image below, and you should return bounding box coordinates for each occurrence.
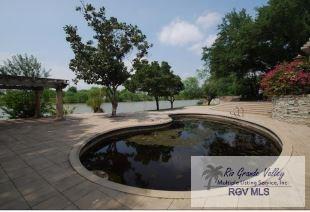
[0,106,309,209]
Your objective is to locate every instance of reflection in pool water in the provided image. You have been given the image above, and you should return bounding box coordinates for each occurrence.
[80,117,281,191]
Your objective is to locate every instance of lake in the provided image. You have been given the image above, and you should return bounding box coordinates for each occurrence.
[0,100,199,119]
[66,99,199,114]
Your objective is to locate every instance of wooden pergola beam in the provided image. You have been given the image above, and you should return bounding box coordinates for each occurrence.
[0,75,68,90]
[0,75,69,120]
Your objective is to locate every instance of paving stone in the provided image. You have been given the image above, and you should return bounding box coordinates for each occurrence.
[0,149,16,161]
[26,157,55,171]
[168,199,192,209]
[74,190,127,209]
[0,197,30,209]
[63,203,79,209]
[32,194,72,209]
[45,152,69,164]
[130,196,173,209]
[38,165,75,183]
[0,159,29,172]
[52,173,85,192]
[23,186,58,206]
[98,186,122,199]
[0,168,10,183]
[14,179,53,196]
[63,181,99,202]
[7,167,41,182]
[105,192,140,209]
[0,181,22,205]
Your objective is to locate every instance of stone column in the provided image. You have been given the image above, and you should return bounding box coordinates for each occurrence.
[56,87,64,120]
[34,89,43,118]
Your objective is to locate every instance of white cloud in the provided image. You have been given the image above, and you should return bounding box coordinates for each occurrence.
[158,18,203,46]
[196,12,221,30]
[189,34,217,55]
[158,11,221,56]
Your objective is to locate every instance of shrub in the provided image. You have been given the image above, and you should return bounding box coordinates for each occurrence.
[86,87,106,113]
[260,60,310,96]
[0,90,54,119]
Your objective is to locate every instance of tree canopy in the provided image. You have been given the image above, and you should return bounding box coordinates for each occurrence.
[0,54,50,78]
[126,60,183,110]
[202,0,310,99]
[64,3,151,116]
[180,77,203,100]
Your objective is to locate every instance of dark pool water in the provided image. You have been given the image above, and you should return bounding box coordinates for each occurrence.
[80,117,281,191]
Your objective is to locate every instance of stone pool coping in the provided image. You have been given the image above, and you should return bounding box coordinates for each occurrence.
[69,113,292,199]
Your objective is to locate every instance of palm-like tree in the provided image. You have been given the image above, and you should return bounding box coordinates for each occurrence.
[202,164,223,190]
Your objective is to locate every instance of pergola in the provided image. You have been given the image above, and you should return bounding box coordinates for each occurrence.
[0,75,68,119]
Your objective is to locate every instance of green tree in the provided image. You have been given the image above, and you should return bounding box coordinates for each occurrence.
[201,0,310,99]
[202,9,258,98]
[203,80,217,105]
[118,89,152,102]
[76,90,89,103]
[126,60,178,110]
[64,3,151,116]
[67,86,77,93]
[0,54,50,77]
[86,87,106,113]
[180,77,203,99]
[161,62,184,109]
[255,0,310,67]
[0,54,53,118]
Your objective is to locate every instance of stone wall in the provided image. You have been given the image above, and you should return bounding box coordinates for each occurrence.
[272,94,310,125]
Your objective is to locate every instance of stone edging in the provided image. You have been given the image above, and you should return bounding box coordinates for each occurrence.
[69,113,292,199]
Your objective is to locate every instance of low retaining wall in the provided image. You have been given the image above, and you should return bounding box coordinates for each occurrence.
[219,96,241,102]
[272,94,310,125]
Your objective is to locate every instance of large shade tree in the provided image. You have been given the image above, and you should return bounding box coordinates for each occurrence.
[64,3,151,116]
[126,60,165,111]
[202,0,310,99]
[180,77,203,99]
[126,60,183,110]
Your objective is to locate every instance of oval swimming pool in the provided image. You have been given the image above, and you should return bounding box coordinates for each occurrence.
[80,116,282,191]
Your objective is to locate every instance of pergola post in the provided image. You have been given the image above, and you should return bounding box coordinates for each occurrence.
[56,87,64,120]
[34,88,43,118]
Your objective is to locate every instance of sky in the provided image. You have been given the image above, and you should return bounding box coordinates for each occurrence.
[0,0,268,89]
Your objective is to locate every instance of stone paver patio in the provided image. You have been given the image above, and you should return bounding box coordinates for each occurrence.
[0,106,309,209]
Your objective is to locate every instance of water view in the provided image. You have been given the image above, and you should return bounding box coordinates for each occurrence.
[67,100,198,114]
[0,100,198,119]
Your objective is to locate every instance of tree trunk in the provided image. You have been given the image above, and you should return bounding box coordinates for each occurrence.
[107,86,118,117]
[111,100,118,116]
[169,96,174,109]
[207,97,212,105]
[155,96,159,111]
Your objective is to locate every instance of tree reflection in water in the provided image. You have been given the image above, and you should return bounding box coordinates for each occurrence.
[81,117,281,191]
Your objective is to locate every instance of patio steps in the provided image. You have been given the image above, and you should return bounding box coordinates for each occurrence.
[210,101,272,116]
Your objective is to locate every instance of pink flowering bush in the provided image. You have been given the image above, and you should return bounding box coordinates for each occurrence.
[260,60,310,96]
